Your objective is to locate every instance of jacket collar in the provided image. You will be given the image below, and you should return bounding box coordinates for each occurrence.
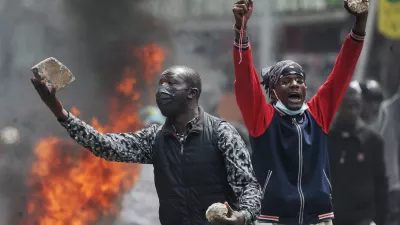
[161,106,205,136]
[330,118,366,137]
[274,105,306,123]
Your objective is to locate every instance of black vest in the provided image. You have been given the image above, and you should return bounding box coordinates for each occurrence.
[153,109,235,225]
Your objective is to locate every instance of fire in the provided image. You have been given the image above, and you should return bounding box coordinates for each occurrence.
[23,44,166,225]
[133,43,166,98]
[70,106,81,117]
[134,43,166,86]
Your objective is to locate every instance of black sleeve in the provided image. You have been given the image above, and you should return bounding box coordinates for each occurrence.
[372,135,389,225]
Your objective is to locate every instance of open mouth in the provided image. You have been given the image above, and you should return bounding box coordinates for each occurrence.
[288,93,302,103]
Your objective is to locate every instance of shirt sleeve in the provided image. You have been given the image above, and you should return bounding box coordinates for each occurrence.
[233,38,275,137]
[59,112,158,164]
[307,30,365,133]
[216,121,262,223]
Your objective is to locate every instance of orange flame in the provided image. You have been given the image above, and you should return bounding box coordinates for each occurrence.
[70,106,81,117]
[24,44,166,225]
[134,43,166,86]
[133,43,166,101]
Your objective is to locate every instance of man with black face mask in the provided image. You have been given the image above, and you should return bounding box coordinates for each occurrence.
[30,65,262,225]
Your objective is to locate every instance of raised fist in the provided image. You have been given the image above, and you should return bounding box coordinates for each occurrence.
[232,0,253,29]
[344,0,369,17]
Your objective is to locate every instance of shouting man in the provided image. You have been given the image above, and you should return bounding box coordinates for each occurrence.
[31,65,262,225]
[231,0,368,224]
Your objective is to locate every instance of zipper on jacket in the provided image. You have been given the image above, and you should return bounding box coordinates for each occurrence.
[261,170,273,199]
[179,133,192,155]
[173,135,185,155]
[292,118,305,225]
[339,151,346,164]
[323,169,332,191]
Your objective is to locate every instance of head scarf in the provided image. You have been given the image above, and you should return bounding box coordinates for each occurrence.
[260,60,305,90]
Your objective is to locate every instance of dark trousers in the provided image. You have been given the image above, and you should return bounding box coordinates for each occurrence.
[387,191,400,225]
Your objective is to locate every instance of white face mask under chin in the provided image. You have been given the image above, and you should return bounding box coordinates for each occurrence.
[273,89,308,116]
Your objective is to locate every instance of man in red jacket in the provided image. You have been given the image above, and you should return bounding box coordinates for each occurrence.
[231,0,368,224]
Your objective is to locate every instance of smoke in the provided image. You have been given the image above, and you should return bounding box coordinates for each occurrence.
[172,30,229,111]
[0,0,171,224]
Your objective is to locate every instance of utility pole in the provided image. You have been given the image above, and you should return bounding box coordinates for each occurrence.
[258,0,276,102]
[259,0,276,68]
[353,0,379,81]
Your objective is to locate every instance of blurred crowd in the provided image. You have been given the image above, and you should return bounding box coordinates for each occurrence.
[328,79,393,225]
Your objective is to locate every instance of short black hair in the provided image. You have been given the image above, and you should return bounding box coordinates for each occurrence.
[164,65,202,99]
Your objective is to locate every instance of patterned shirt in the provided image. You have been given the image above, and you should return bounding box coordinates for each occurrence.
[59,112,262,223]
[173,115,199,146]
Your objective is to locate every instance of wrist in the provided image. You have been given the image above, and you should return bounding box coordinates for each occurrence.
[356,13,368,21]
[44,98,63,115]
[234,37,249,44]
[351,26,366,37]
[235,23,246,30]
[240,210,252,225]
[353,14,368,34]
[52,108,69,122]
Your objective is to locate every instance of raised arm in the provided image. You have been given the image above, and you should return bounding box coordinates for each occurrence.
[232,0,274,137]
[31,77,156,164]
[217,122,262,224]
[307,12,368,133]
[59,112,157,163]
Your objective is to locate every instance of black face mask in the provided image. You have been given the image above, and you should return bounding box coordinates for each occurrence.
[155,86,189,117]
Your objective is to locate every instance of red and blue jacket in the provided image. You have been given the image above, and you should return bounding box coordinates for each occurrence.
[233,30,364,224]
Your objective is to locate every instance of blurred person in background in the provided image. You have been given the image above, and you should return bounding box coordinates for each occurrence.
[31,65,262,225]
[231,0,367,224]
[376,86,400,225]
[359,79,385,125]
[328,81,388,225]
[139,105,165,127]
[359,79,400,225]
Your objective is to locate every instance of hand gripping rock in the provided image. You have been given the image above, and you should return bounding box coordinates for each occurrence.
[31,57,75,91]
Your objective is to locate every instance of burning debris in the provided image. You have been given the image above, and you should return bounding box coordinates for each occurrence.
[0,0,171,224]
[21,44,166,225]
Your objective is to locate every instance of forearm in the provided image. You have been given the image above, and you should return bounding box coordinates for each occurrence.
[232,35,273,137]
[52,108,69,122]
[353,14,368,34]
[237,183,262,224]
[307,30,364,133]
[234,25,248,40]
[43,97,68,121]
[218,122,262,223]
[59,112,155,163]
